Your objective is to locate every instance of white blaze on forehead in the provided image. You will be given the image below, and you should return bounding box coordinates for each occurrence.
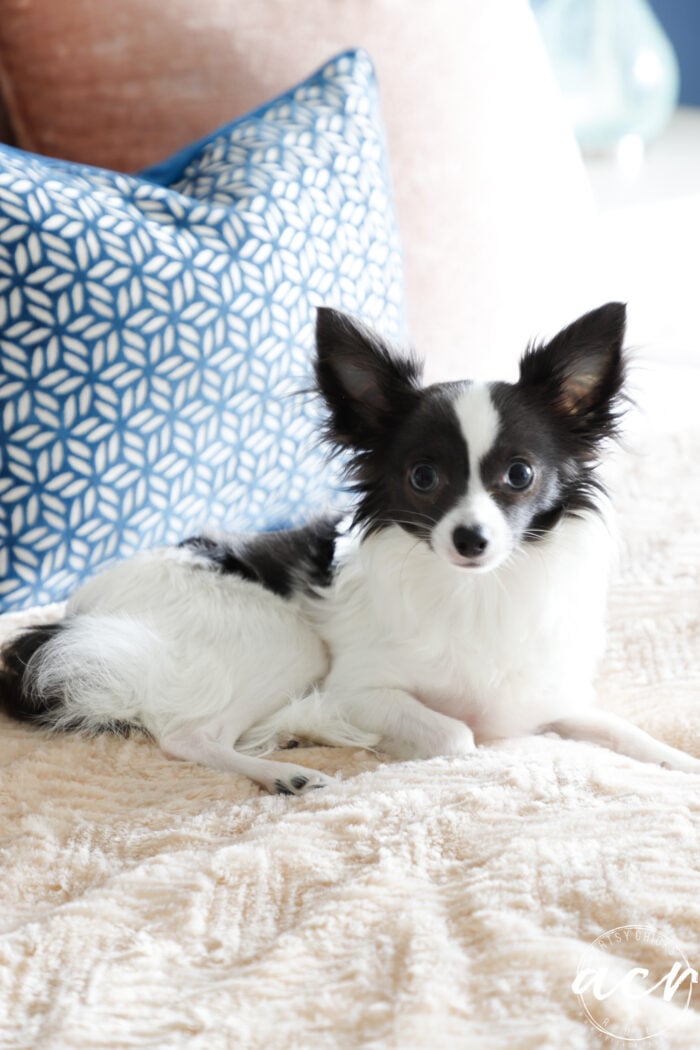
[429,381,511,570]
[453,383,500,489]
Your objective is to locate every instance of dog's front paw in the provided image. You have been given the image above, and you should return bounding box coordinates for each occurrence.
[426,721,477,759]
[660,752,700,774]
[383,721,476,761]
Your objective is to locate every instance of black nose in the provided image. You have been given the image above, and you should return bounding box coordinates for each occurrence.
[452,525,489,559]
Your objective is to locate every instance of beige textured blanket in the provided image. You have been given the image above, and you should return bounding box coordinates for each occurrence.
[1,370,699,1049]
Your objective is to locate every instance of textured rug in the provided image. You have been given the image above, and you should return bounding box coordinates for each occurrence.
[1,366,699,1049]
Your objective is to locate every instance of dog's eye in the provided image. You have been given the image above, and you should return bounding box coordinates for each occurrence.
[409,463,440,493]
[503,460,534,490]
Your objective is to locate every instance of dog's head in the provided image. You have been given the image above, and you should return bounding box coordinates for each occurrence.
[314,303,627,572]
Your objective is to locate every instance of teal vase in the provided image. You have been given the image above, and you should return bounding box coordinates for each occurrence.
[534,0,680,153]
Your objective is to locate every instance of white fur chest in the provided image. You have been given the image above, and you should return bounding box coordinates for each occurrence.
[316,518,613,740]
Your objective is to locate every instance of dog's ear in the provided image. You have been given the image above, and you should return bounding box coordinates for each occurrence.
[314,308,422,445]
[518,302,627,438]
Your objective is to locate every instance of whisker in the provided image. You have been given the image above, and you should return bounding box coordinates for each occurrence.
[398,537,426,589]
[378,509,439,527]
[491,568,511,600]
[371,518,431,533]
[523,528,551,541]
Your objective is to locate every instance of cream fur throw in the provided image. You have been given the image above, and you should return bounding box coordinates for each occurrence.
[1,371,699,1049]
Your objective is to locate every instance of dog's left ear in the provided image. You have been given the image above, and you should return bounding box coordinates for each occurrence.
[519,302,627,433]
[314,308,422,446]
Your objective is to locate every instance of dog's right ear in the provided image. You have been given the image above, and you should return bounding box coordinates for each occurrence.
[314,308,422,446]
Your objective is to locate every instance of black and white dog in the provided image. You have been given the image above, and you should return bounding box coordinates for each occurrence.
[2,303,698,793]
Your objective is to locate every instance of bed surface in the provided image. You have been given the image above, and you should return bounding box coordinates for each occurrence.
[1,363,699,1048]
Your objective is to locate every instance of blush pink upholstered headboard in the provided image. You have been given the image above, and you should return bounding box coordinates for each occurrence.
[0,0,595,379]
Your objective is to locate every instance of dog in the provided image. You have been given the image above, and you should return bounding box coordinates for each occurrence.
[2,303,699,793]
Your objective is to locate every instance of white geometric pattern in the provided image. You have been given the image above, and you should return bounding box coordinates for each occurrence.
[0,50,406,611]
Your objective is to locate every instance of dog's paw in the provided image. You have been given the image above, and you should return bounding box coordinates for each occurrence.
[441,724,478,758]
[424,722,477,759]
[660,752,700,774]
[270,767,333,795]
[382,721,476,761]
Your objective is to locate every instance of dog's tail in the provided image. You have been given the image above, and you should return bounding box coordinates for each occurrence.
[0,623,68,725]
[0,616,160,734]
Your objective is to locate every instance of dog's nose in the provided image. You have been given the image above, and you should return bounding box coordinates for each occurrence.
[452,525,489,559]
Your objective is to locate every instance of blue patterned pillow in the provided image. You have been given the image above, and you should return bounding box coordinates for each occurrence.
[0,50,405,612]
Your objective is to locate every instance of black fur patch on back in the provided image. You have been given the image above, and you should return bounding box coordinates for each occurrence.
[0,624,66,725]
[179,517,340,598]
